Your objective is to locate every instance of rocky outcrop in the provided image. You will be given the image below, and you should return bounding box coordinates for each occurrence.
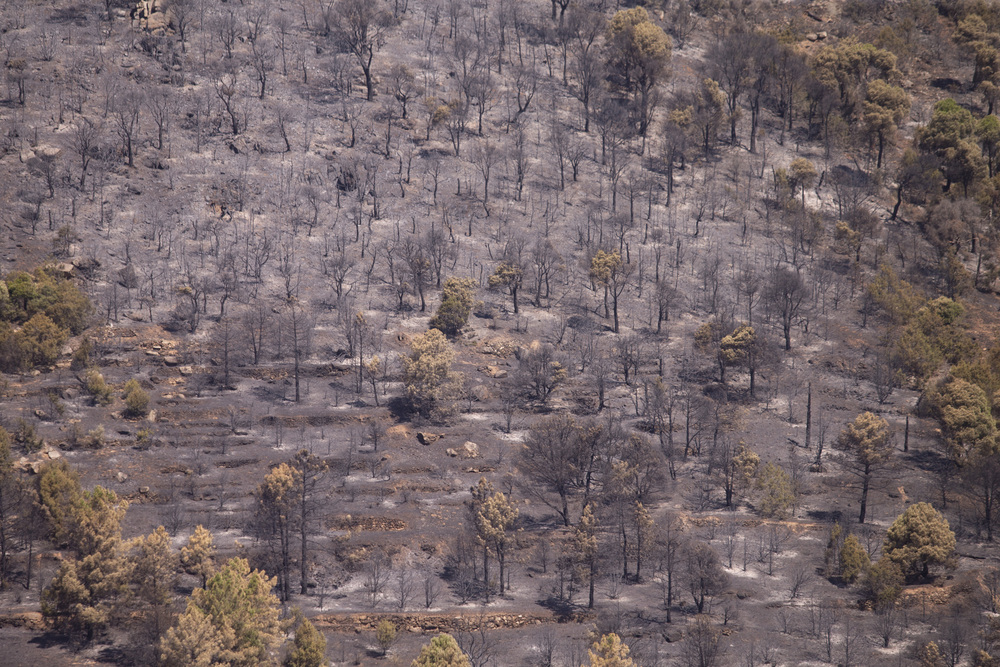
[313,611,589,633]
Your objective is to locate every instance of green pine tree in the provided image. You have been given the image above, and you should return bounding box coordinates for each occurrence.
[161,557,283,667]
[883,502,956,578]
[284,618,327,667]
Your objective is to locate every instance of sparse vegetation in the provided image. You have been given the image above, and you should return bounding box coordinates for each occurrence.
[5,0,1000,664]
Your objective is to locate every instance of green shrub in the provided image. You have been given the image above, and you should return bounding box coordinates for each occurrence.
[755,461,794,519]
[4,272,36,318]
[0,322,26,373]
[429,277,476,337]
[19,313,67,367]
[68,424,84,449]
[0,314,68,372]
[429,296,470,336]
[70,337,92,371]
[15,419,43,452]
[123,379,150,418]
[84,425,105,449]
[3,266,92,334]
[85,369,113,406]
[135,428,153,450]
[47,392,66,417]
[375,620,397,656]
[36,459,81,546]
[839,534,870,584]
[862,558,904,610]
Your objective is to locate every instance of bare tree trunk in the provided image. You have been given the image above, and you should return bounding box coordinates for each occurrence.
[859,472,870,524]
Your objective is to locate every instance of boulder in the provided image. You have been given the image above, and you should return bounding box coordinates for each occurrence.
[146,12,169,34]
[460,442,479,459]
[417,432,441,445]
[116,472,128,483]
[445,448,458,457]
[71,256,101,274]
[663,627,684,643]
[479,365,508,379]
[35,144,62,160]
[2,612,43,629]
[387,424,410,439]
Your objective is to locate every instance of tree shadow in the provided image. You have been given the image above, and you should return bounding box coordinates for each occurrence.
[385,395,413,422]
[806,509,843,524]
[95,645,130,665]
[536,595,577,622]
[28,630,73,650]
[250,383,286,403]
[517,512,565,532]
[904,447,950,473]
[931,77,963,93]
